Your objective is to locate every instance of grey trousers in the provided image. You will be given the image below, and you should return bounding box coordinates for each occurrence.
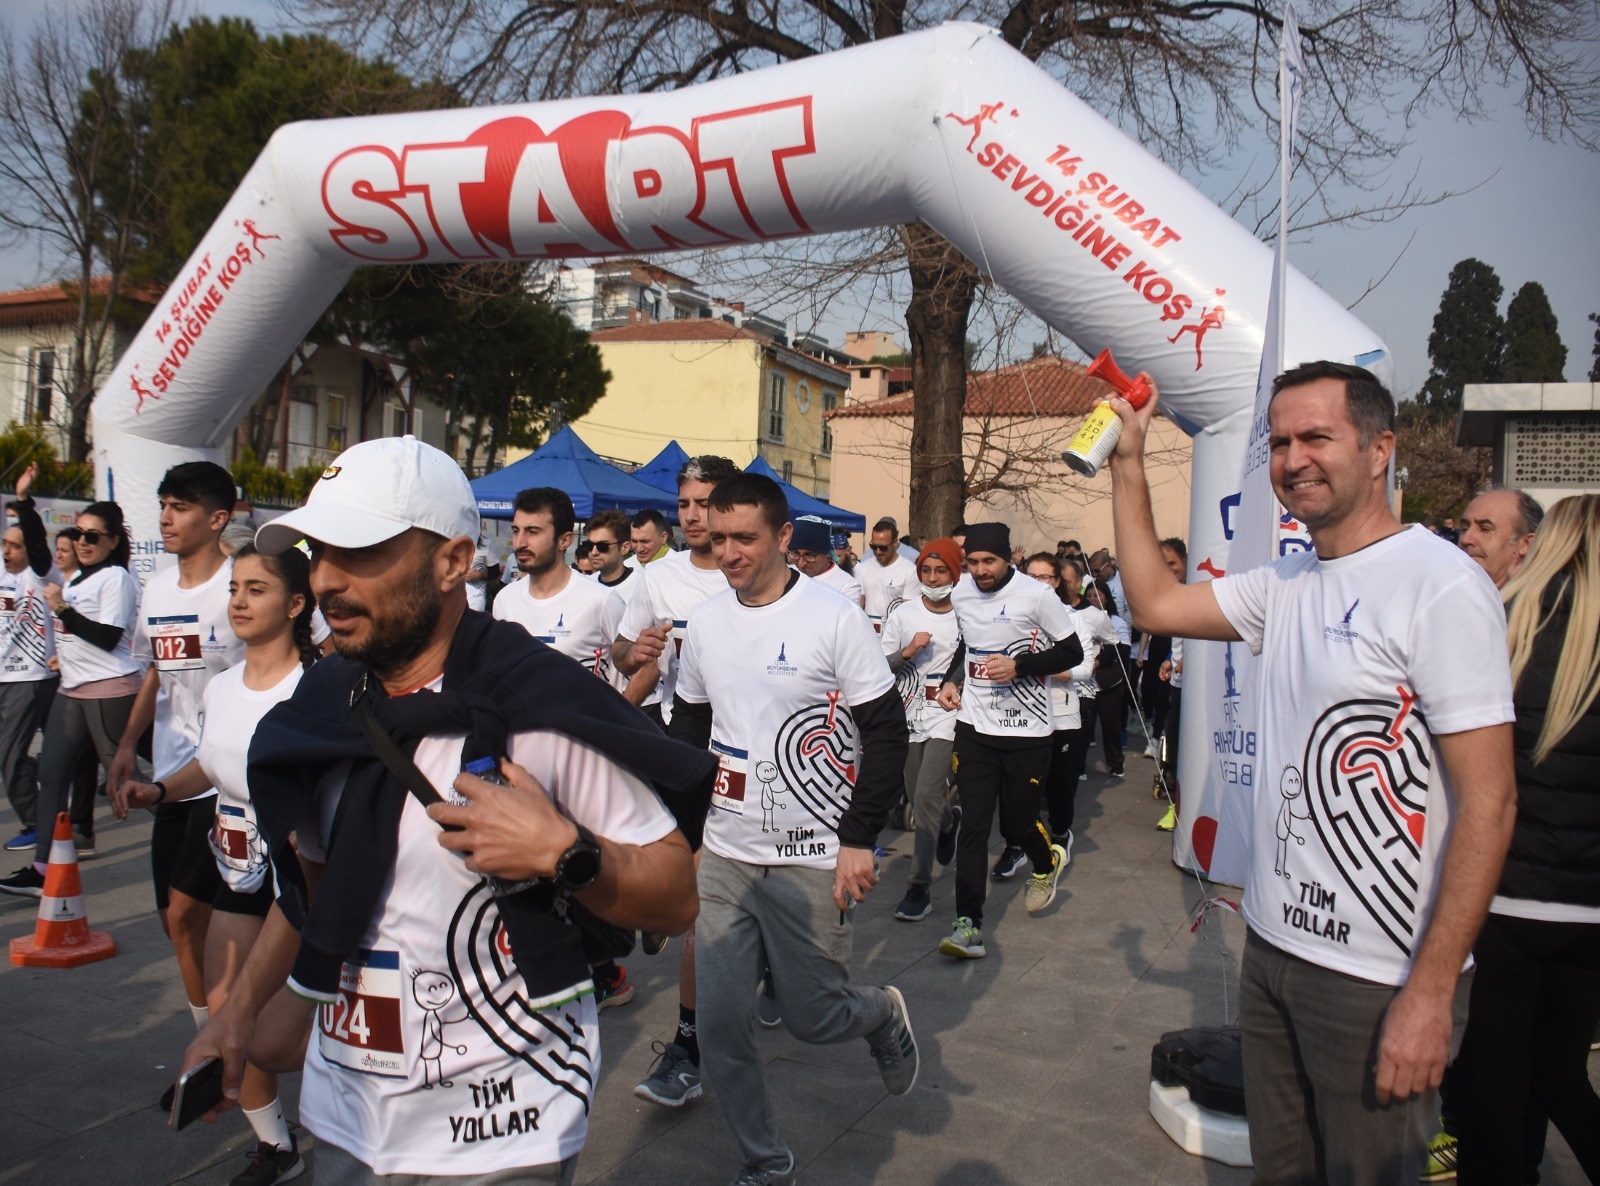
[313,1138,577,1185]
[0,676,55,831]
[33,691,133,864]
[696,849,895,1173]
[904,736,954,889]
[1240,927,1468,1186]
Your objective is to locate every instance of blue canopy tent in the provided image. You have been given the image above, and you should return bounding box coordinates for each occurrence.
[743,456,866,531]
[631,440,691,494]
[470,425,681,521]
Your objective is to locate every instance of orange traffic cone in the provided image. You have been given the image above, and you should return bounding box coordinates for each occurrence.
[9,813,116,968]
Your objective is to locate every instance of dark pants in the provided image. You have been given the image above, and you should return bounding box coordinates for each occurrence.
[34,692,133,864]
[1456,911,1600,1185]
[1240,928,1466,1185]
[1160,687,1182,807]
[1095,680,1126,774]
[1043,727,1079,837]
[0,676,56,831]
[952,726,1052,927]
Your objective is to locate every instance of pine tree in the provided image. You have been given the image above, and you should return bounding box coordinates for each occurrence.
[1502,282,1567,382]
[1417,259,1504,419]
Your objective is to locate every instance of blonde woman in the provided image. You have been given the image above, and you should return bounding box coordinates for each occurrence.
[1457,494,1600,1184]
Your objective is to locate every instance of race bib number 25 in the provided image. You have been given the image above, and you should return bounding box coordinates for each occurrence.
[711,740,748,815]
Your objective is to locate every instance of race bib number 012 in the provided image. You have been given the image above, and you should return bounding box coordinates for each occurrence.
[711,739,748,815]
[319,948,406,1078]
[147,614,206,672]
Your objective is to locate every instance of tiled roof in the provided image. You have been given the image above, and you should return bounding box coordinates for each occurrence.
[589,319,769,345]
[0,277,159,326]
[829,355,1112,418]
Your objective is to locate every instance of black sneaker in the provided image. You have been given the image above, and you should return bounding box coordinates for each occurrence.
[936,805,962,867]
[894,886,932,921]
[73,831,96,859]
[229,1139,304,1186]
[991,846,1027,879]
[0,866,44,898]
[642,931,670,956]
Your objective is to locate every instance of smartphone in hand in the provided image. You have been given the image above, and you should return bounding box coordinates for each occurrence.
[170,1057,224,1131]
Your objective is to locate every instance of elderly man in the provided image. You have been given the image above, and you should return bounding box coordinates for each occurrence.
[1459,485,1544,589]
[180,436,709,1186]
[1108,361,1516,1184]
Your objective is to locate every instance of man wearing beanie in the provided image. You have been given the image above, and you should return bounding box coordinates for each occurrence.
[788,515,864,607]
[936,522,1083,958]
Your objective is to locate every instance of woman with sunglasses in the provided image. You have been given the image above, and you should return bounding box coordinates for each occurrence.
[0,502,143,896]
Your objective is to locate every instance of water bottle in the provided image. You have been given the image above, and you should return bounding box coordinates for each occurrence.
[460,756,538,897]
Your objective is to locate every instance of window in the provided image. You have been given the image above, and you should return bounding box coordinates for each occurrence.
[766,373,786,442]
[781,460,794,485]
[821,388,838,455]
[388,404,409,437]
[326,394,347,452]
[27,348,58,422]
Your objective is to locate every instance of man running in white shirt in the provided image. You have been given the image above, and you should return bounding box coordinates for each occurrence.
[671,471,916,1186]
[788,515,864,607]
[935,523,1082,959]
[857,516,918,632]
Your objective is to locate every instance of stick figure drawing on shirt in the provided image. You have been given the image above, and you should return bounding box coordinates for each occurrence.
[1275,766,1310,879]
[413,969,469,1088]
[756,760,785,832]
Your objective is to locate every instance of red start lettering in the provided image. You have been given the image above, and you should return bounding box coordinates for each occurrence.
[321,100,817,262]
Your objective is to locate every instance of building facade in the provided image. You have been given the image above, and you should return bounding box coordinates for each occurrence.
[1458,381,1600,508]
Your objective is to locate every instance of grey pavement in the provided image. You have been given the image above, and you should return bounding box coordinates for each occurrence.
[1,759,1590,1185]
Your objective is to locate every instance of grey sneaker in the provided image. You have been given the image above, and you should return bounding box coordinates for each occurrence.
[229,1138,304,1186]
[727,1151,795,1186]
[869,986,919,1096]
[757,980,782,1028]
[632,1041,703,1108]
[938,916,985,959]
[1025,844,1068,914]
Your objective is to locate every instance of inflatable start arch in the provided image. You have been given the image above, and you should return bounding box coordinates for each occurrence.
[92,21,1391,877]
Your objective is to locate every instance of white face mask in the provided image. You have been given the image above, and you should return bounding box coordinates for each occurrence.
[921,582,954,602]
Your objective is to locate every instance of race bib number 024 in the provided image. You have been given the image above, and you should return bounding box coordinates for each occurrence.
[319,948,406,1078]
[147,614,206,672]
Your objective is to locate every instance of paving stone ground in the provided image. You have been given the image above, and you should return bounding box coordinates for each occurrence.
[1,760,1590,1185]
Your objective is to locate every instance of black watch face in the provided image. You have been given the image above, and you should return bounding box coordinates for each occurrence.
[561,843,602,888]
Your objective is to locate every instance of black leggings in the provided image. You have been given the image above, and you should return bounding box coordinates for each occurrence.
[1456,911,1600,1184]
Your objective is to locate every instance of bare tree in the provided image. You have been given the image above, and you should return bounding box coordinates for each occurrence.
[0,0,174,462]
[294,0,1599,537]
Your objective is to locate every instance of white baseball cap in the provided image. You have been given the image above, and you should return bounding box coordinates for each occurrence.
[255,436,479,555]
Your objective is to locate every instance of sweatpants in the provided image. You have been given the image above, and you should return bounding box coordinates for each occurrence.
[696,849,895,1175]
[951,725,1052,927]
[1042,726,1079,836]
[33,691,134,865]
[1095,680,1126,773]
[903,736,954,890]
[0,676,56,831]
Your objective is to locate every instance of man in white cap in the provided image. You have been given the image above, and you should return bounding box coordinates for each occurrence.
[788,515,864,608]
[179,436,711,1185]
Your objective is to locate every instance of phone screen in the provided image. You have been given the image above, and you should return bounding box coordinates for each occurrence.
[170,1057,224,1131]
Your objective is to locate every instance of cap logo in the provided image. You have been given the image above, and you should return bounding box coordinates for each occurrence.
[320,465,342,480]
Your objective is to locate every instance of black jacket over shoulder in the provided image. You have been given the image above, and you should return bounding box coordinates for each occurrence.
[1497,578,1600,906]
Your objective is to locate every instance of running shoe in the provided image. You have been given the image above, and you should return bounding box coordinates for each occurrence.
[869,985,919,1095]
[757,980,782,1028]
[641,931,670,956]
[1144,741,1159,759]
[1421,1123,1458,1181]
[726,1151,795,1186]
[229,1138,304,1186]
[594,965,634,1010]
[3,829,35,852]
[894,886,932,922]
[1107,767,1125,779]
[73,831,96,859]
[1049,829,1074,868]
[1156,805,1177,832]
[0,865,44,898]
[991,846,1027,879]
[1025,844,1067,914]
[633,1041,703,1108]
[938,916,985,959]
[936,804,962,867]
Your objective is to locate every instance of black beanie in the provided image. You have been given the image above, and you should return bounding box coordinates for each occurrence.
[962,522,1011,560]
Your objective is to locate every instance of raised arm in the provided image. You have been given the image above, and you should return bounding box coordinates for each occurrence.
[1107,386,1240,641]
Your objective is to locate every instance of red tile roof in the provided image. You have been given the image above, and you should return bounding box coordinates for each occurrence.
[0,277,159,326]
[589,319,769,345]
[829,355,1112,419]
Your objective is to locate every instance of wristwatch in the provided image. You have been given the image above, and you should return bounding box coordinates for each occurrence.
[553,824,603,892]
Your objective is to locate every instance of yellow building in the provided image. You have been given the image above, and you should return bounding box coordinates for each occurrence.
[570,320,849,499]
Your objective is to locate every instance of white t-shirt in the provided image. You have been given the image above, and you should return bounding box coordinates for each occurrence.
[493,569,626,689]
[811,562,864,607]
[1066,603,1116,701]
[857,554,918,632]
[57,565,144,690]
[296,711,675,1175]
[198,663,304,891]
[950,570,1079,739]
[466,542,490,613]
[1212,526,1515,986]
[595,566,643,610]
[676,574,894,870]
[0,564,55,681]
[880,597,960,743]
[617,550,728,722]
[133,560,244,784]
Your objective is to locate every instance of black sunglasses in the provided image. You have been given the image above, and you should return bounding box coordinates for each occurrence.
[869,543,893,553]
[78,529,113,545]
[589,540,617,553]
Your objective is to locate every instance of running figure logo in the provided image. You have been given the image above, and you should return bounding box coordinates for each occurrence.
[413,969,470,1089]
[239,219,281,259]
[1302,686,1432,955]
[946,101,1015,153]
[129,371,156,413]
[1167,290,1227,370]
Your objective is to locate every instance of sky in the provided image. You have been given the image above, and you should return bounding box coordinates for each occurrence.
[3,0,1597,400]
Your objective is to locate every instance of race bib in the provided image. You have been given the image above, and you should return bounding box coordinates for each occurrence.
[967,650,999,682]
[319,949,407,1078]
[924,674,946,701]
[711,739,748,815]
[671,618,689,657]
[211,803,255,871]
[147,614,206,672]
